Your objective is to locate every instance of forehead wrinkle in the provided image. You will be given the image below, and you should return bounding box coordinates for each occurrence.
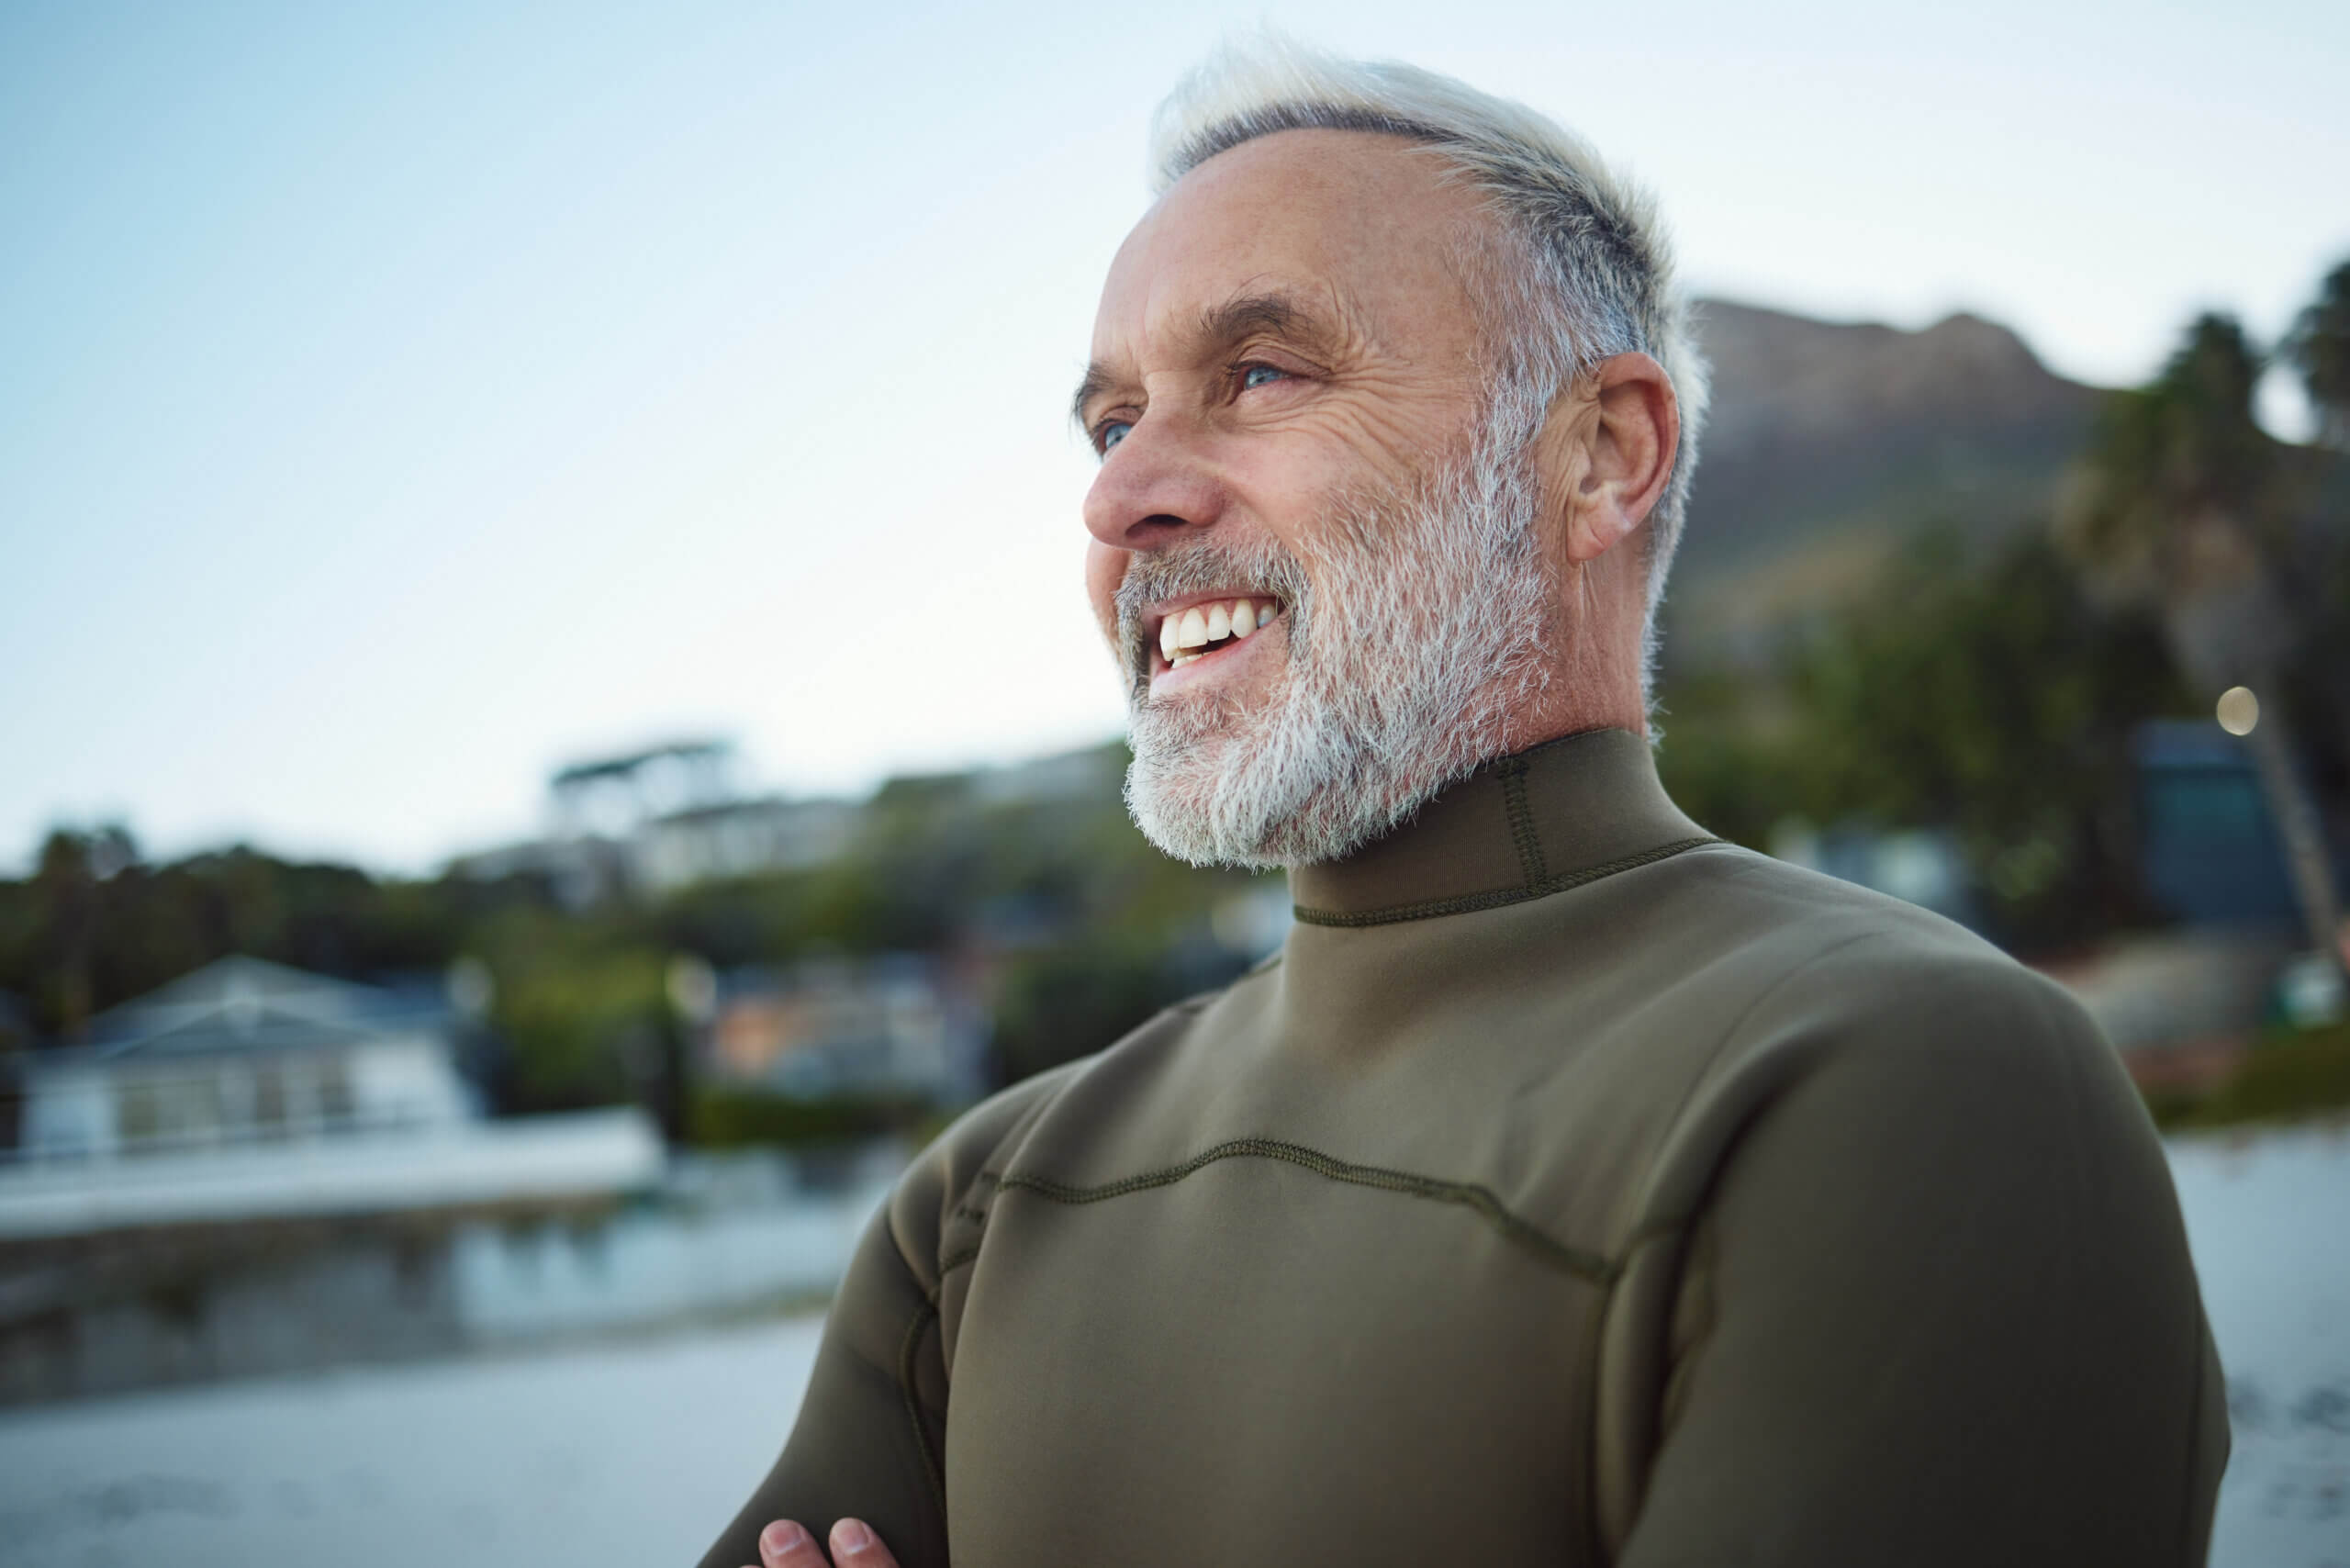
[1076,283,1348,428]
[1192,278,1380,364]
[1075,260,1398,431]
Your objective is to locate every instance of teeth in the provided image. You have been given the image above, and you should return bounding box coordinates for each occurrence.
[1156,597,1282,674]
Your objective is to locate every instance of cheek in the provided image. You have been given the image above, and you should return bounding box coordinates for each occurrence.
[1222,399,1454,545]
[1218,447,1344,562]
[1083,542,1125,637]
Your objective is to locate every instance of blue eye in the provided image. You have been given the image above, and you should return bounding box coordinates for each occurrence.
[1241,364,1286,390]
[1099,422,1131,453]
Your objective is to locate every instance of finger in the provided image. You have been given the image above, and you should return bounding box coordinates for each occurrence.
[829,1518,899,1564]
[759,1518,832,1568]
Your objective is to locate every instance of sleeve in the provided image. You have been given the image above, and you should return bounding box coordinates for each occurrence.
[1605,955,2230,1567]
[693,1200,950,1568]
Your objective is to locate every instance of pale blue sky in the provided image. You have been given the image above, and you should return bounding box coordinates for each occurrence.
[5,0,2346,874]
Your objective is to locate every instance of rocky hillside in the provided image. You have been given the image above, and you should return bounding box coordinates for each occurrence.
[1664,299,2100,660]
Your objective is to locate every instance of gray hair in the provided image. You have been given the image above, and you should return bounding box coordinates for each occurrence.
[1147,35,1710,690]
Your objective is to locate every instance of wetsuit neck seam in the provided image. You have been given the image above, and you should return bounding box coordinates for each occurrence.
[1499,757,1549,890]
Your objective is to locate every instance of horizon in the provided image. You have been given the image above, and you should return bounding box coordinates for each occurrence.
[6,0,2346,879]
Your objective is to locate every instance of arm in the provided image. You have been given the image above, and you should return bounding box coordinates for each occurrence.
[1607,960,2228,1566]
[695,1203,949,1568]
[694,1065,1076,1568]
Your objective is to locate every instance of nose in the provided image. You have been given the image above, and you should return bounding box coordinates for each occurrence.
[1081,415,1228,554]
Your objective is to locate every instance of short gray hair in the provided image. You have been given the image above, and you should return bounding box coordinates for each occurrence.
[1148,35,1710,677]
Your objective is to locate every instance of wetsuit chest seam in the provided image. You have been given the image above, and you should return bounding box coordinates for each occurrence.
[937,1134,1618,1285]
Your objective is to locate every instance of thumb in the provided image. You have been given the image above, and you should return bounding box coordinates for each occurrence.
[829,1518,900,1565]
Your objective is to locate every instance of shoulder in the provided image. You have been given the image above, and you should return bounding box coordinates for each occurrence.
[1617,844,2151,1228]
[878,983,1233,1284]
[880,1059,1083,1283]
[1695,845,2108,1081]
[1595,860,2215,1565]
[1631,841,2090,1058]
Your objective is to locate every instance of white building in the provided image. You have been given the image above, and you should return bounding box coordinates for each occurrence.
[629,796,861,894]
[17,956,475,1161]
[2,957,665,1238]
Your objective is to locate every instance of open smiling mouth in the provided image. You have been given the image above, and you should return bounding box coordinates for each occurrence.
[1154,596,1283,672]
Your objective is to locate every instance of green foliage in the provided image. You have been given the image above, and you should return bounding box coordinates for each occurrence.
[1658,526,2193,952]
[478,923,669,1112]
[2150,1023,2350,1132]
[2059,314,2285,599]
[687,1086,931,1148]
[989,934,1214,1087]
[1662,263,2350,956]
[2288,260,2350,448]
[1650,666,1806,854]
[1789,529,2191,945]
[0,740,1261,1126]
[0,828,472,1041]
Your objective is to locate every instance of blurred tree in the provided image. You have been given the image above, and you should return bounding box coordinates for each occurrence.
[1786,529,2187,950]
[688,1084,930,1148]
[989,935,1219,1087]
[28,830,103,1038]
[2061,314,2345,969]
[478,919,669,1113]
[2280,261,2350,792]
[1651,664,1805,854]
[0,738,1261,1122]
[2288,260,2350,451]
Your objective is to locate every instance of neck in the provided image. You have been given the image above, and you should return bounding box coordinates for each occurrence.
[1427,630,1651,798]
[1286,725,1707,925]
[1504,555,1651,751]
[1266,726,1712,1058]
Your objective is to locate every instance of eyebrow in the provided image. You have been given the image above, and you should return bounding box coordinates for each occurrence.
[1069,364,1117,428]
[1069,288,1340,429]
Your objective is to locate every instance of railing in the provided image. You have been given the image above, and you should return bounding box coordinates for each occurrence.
[0,1103,466,1167]
[0,1107,666,1238]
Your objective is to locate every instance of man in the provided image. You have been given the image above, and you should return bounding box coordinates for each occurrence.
[703,38,2227,1568]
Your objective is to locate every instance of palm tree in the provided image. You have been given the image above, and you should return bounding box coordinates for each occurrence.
[2061,315,2345,972]
[2281,259,2350,938]
[2287,261,2350,451]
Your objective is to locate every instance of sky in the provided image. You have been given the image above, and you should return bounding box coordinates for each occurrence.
[4,0,2346,877]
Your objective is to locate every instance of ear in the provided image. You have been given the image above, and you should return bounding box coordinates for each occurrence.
[1542,353,1679,566]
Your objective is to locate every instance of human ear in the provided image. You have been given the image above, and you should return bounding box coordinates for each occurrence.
[1561,353,1677,566]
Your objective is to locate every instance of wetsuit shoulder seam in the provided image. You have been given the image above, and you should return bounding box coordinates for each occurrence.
[895,1292,946,1518]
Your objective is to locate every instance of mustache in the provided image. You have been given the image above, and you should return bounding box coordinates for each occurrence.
[1113,541,1314,690]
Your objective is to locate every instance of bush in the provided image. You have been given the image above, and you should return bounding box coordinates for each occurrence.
[687,1086,933,1148]
[2152,1022,2350,1131]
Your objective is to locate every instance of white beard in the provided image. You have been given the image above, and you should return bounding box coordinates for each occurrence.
[1117,409,1556,868]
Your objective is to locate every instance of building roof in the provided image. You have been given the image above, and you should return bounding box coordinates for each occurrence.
[550,738,732,790]
[73,955,448,1062]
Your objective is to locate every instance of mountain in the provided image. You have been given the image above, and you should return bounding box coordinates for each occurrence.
[1663,299,2100,660]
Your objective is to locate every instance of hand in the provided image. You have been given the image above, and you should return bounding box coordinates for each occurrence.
[749,1517,897,1568]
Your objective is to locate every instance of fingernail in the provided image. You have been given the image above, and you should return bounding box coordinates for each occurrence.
[834,1518,875,1554]
[762,1520,809,1553]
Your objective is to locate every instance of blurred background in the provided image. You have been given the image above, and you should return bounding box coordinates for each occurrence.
[2,2,2345,1564]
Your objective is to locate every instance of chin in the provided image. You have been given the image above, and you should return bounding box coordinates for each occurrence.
[1124,693,1448,870]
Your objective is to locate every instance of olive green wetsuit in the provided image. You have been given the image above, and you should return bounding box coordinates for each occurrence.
[699,726,2227,1568]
